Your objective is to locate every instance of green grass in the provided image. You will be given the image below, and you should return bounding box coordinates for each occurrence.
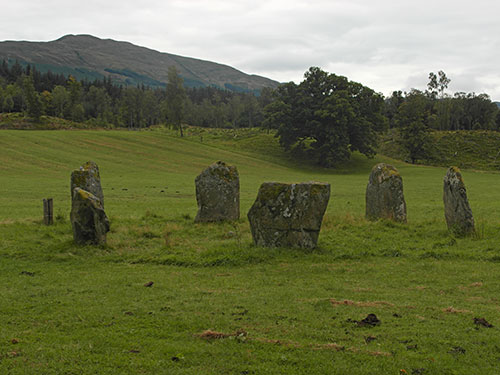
[1,128,500,374]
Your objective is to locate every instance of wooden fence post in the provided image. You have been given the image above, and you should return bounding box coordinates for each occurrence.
[43,198,53,225]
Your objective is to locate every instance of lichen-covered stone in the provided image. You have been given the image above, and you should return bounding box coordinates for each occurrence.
[365,163,407,223]
[195,161,240,222]
[443,166,475,236]
[70,187,110,245]
[71,161,104,207]
[247,182,330,249]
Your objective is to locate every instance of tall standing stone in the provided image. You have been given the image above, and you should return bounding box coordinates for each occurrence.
[70,161,104,207]
[365,163,407,223]
[443,166,475,236]
[247,182,330,249]
[195,161,239,222]
[70,187,110,245]
[70,161,109,245]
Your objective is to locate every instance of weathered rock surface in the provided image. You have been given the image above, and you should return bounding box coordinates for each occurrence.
[365,163,407,223]
[247,182,330,248]
[195,161,239,222]
[443,166,475,236]
[70,161,104,207]
[70,187,110,245]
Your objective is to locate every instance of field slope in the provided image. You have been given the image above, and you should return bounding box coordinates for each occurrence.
[1,128,500,374]
[379,129,500,171]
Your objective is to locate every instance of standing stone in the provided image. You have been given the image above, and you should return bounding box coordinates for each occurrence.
[70,161,109,245]
[70,188,110,245]
[71,161,104,207]
[365,163,407,223]
[443,166,475,236]
[195,161,240,222]
[247,182,330,249]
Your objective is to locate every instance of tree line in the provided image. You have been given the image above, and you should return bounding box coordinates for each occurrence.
[0,60,272,130]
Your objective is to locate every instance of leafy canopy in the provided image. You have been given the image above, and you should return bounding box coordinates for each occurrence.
[396,89,432,164]
[165,66,187,136]
[266,67,385,167]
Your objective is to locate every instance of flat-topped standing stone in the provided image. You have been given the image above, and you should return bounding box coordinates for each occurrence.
[195,161,239,222]
[365,163,407,223]
[70,161,104,207]
[443,166,475,236]
[70,187,110,245]
[247,182,330,249]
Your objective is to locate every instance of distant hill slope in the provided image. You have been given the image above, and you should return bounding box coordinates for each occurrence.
[378,129,500,171]
[0,34,280,93]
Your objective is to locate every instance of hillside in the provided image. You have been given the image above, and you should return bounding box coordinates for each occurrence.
[378,129,500,171]
[0,34,279,92]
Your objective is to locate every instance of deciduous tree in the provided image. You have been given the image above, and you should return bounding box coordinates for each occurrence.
[165,66,186,136]
[265,67,384,166]
[22,74,43,121]
[396,90,431,163]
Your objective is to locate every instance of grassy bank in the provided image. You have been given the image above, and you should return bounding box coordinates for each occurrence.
[378,129,500,171]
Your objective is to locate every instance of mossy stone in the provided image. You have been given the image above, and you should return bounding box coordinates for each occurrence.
[247,182,330,249]
[70,187,110,245]
[195,161,240,223]
[365,163,407,223]
[443,166,474,236]
[70,161,104,207]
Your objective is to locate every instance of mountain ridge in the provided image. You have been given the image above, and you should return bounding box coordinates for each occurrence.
[0,34,280,93]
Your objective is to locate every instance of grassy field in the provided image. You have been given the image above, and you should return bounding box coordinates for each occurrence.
[1,128,500,374]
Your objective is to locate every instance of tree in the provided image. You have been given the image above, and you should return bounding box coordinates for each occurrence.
[265,67,384,166]
[67,75,83,121]
[463,93,498,130]
[396,90,431,163]
[384,91,405,128]
[119,88,144,128]
[263,99,290,133]
[40,90,53,115]
[228,95,243,128]
[241,94,259,128]
[142,90,161,126]
[427,71,450,99]
[84,86,113,125]
[427,71,451,130]
[3,95,14,113]
[212,92,226,128]
[9,61,23,82]
[165,66,186,136]
[51,85,69,118]
[0,84,4,112]
[22,74,43,121]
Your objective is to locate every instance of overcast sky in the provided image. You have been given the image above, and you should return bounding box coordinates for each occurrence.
[2,0,500,99]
